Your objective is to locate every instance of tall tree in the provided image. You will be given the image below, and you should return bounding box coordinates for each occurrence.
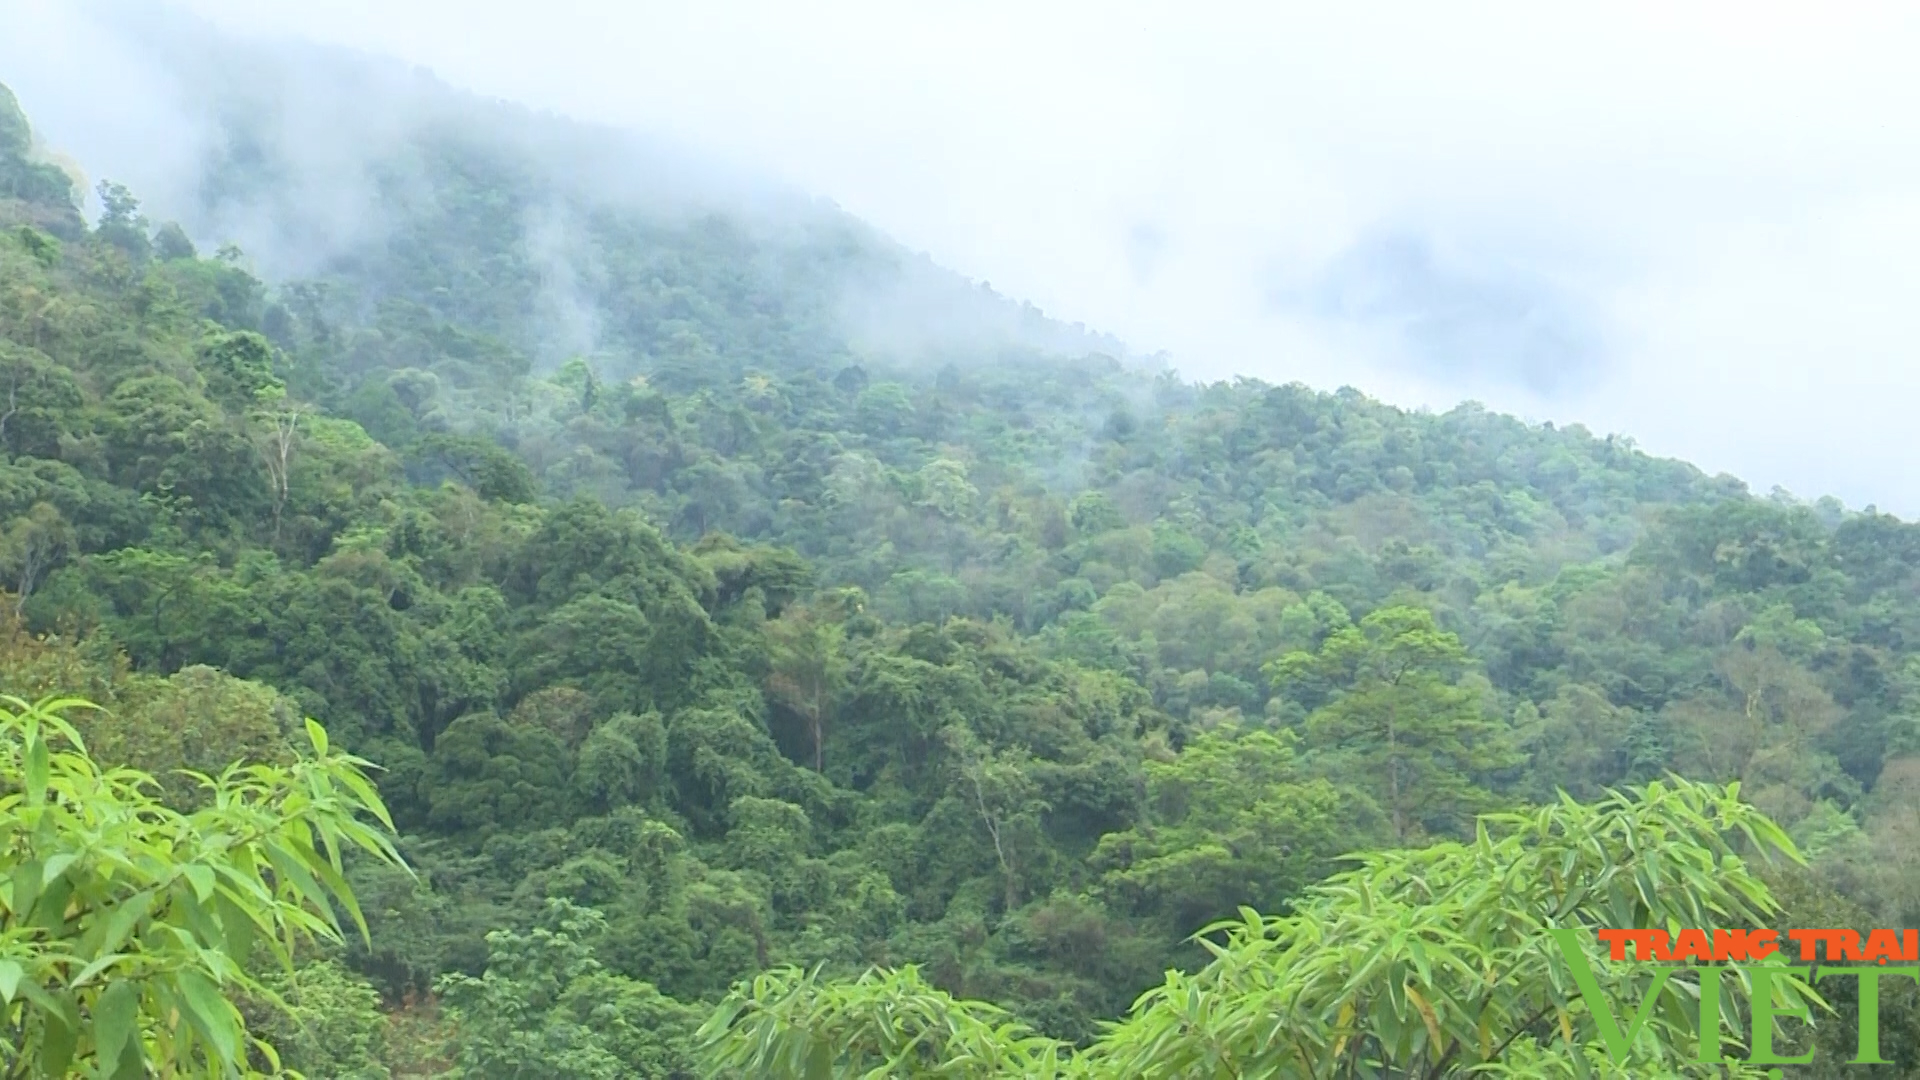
[1091,726,1362,934]
[698,780,1802,1079]
[1270,605,1518,841]
[250,403,303,545]
[0,502,69,614]
[763,605,848,773]
[944,725,1050,914]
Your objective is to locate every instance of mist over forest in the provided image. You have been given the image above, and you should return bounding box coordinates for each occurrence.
[3,4,1920,1077]
[5,4,1130,375]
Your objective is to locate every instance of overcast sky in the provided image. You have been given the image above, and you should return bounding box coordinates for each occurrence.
[8,1,1920,514]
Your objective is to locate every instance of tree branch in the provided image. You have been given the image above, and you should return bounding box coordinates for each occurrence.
[1465,1001,1556,1077]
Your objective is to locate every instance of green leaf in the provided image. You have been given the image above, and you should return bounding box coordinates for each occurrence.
[174,969,242,1065]
[39,853,76,888]
[0,959,22,1002]
[31,876,73,931]
[24,735,48,802]
[214,892,259,967]
[182,864,215,903]
[92,979,139,1066]
[9,863,39,925]
[68,953,126,989]
[38,1002,76,1076]
[97,890,155,957]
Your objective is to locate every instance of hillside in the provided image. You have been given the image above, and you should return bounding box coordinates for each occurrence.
[4,60,1920,1075]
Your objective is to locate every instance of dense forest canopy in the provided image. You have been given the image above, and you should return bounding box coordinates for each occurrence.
[4,50,1920,1075]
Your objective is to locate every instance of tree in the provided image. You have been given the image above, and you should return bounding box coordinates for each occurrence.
[92,181,149,261]
[88,665,304,807]
[0,694,406,1077]
[764,605,848,773]
[944,725,1050,914]
[0,345,83,460]
[415,433,537,504]
[252,404,304,544]
[152,222,197,262]
[573,711,668,812]
[1091,726,1366,935]
[0,501,69,614]
[439,900,699,1080]
[241,960,392,1080]
[1067,491,1125,537]
[1516,684,1637,802]
[1269,605,1518,841]
[1664,644,1846,824]
[697,780,1802,1079]
[197,331,283,410]
[0,86,79,218]
[914,458,978,519]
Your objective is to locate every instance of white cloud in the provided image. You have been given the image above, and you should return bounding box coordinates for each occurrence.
[8,0,1920,512]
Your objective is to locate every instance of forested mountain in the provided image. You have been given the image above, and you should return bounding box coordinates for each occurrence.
[4,51,1920,1075]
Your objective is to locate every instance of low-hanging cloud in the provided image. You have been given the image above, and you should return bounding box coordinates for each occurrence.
[0,0,825,280]
[8,0,1920,515]
[1275,230,1611,399]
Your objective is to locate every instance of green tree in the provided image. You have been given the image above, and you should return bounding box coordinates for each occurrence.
[92,181,149,260]
[152,222,197,262]
[0,502,69,614]
[1516,684,1637,802]
[197,331,283,410]
[764,605,848,773]
[0,86,79,216]
[242,960,392,1080]
[1664,643,1847,825]
[944,725,1051,914]
[698,780,1802,1079]
[87,665,304,807]
[439,899,699,1079]
[0,345,84,460]
[1270,605,1518,840]
[1091,726,1366,934]
[0,694,405,1077]
[416,433,538,505]
[1067,491,1125,537]
[913,459,978,519]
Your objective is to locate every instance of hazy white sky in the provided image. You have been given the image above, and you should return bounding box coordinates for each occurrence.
[9,1,1920,513]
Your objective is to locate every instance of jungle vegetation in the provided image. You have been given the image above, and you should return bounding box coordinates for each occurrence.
[2,75,1916,1075]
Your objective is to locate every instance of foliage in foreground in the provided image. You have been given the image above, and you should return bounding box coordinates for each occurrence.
[0,695,405,1078]
[698,779,1802,1078]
